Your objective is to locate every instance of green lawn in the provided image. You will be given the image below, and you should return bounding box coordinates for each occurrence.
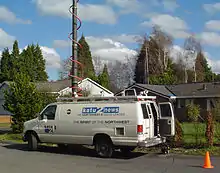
[0,123,11,128]
[181,122,220,145]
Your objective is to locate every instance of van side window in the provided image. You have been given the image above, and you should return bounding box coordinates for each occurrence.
[160,104,172,117]
[141,104,149,119]
[41,105,57,120]
[150,103,157,117]
[146,105,152,118]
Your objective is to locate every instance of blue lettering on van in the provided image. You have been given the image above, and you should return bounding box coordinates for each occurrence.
[81,106,120,114]
[100,107,119,113]
[82,107,101,114]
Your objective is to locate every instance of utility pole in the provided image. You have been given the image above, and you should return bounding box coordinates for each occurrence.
[71,0,78,97]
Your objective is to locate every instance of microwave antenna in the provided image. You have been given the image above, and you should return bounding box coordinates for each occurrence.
[68,0,84,97]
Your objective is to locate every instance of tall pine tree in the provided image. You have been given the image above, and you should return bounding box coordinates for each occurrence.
[98,64,110,90]
[134,38,148,84]
[0,48,11,82]
[195,51,213,82]
[33,44,48,81]
[77,35,95,78]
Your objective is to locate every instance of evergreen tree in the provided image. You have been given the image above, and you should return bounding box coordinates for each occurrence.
[134,39,148,84]
[3,73,43,133]
[33,44,48,81]
[77,35,95,78]
[0,48,11,82]
[195,51,213,82]
[10,40,20,80]
[19,45,35,81]
[98,64,110,90]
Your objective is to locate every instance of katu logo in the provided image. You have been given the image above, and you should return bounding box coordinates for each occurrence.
[82,106,120,114]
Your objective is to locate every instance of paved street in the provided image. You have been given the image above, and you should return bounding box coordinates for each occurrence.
[0,143,219,173]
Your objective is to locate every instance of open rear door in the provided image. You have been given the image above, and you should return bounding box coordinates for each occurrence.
[158,102,175,137]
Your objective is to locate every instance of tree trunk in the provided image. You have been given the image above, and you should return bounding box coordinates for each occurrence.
[205,111,214,147]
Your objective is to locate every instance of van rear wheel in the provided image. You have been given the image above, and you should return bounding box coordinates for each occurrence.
[95,138,113,158]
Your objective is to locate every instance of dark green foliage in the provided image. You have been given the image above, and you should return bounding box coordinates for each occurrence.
[0,48,11,82]
[149,58,176,85]
[77,35,95,78]
[195,51,213,82]
[3,73,43,133]
[98,64,110,90]
[0,40,48,83]
[33,44,48,81]
[134,39,148,84]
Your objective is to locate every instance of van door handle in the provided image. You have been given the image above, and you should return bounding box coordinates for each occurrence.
[168,120,171,125]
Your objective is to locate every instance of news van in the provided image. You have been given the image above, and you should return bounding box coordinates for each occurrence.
[22,94,175,158]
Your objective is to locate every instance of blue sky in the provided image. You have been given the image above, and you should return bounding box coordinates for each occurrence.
[1,0,220,80]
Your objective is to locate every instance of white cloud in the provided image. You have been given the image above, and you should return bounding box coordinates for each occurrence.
[203,3,220,14]
[109,34,141,43]
[106,0,141,14]
[34,0,117,24]
[162,0,179,12]
[53,35,137,61]
[0,6,31,24]
[86,36,138,61]
[0,28,16,48]
[205,20,220,31]
[200,32,220,47]
[141,14,189,39]
[40,47,61,69]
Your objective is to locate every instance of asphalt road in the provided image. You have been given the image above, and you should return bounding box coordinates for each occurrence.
[0,143,219,173]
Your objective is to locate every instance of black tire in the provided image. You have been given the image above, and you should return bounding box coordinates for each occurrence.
[120,146,136,154]
[161,144,170,154]
[27,133,38,151]
[95,137,113,158]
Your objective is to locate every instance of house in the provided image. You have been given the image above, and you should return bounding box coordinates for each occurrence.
[35,78,114,97]
[0,78,114,121]
[115,82,220,122]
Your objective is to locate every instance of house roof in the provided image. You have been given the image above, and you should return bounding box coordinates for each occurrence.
[115,82,220,99]
[136,84,174,97]
[0,78,113,94]
[166,82,220,97]
[0,99,13,115]
[114,83,174,98]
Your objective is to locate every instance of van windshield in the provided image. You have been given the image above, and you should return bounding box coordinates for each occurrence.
[141,104,149,119]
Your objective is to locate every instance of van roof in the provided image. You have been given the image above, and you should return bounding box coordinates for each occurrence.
[54,95,157,104]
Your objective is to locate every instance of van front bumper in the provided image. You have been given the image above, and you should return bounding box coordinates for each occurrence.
[137,136,166,148]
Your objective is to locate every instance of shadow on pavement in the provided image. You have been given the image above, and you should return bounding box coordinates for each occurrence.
[3,143,149,160]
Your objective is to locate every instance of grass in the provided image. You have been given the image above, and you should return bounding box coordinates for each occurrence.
[181,122,220,145]
[0,123,11,128]
[0,133,24,143]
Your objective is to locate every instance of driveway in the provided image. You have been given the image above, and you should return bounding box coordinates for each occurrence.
[0,143,219,173]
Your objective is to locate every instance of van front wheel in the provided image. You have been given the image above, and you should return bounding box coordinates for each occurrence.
[95,138,113,158]
[27,133,38,151]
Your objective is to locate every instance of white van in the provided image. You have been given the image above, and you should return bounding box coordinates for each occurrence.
[22,95,175,158]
